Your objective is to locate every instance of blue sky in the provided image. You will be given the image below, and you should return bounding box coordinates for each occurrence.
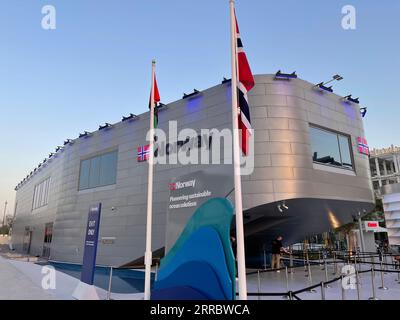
[1,0,399,212]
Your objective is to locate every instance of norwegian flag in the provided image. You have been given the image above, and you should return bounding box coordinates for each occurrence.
[149,74,161,128]
[357,137,369,155]
[137,144,150,162]
[235,11,254,155]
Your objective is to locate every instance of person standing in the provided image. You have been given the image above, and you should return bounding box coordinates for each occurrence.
[271,236,286,272]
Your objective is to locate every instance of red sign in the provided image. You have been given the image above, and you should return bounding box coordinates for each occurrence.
[367,222,378,228]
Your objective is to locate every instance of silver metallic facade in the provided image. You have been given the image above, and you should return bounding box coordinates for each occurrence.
[11,74,374,266]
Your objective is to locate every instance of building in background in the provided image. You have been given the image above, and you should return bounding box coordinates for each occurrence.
[381,183,400,247]
[10,74,374,267]
[370,146,400,198]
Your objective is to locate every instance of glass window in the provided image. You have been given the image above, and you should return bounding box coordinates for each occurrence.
[79,159,91,190]
[310,125,354,170]
[79,150,118,190]
[32,177,51,211]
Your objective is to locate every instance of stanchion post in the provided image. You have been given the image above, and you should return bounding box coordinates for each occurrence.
[355,267,360,300]
[341,275,345,300]
[289,246,294,273]
[378,260,388,290]
[324,260,331,288]
[107,266,113,300]
[263,250,267,271]
[369,267,379,300]
[333,251,337,275]
[320,282,326,300]
[257,270,261,301]
[307,263,316,293]
[283,266,289,300]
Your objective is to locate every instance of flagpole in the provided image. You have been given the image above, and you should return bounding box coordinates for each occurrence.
[229,0,247,300]
[144,59,156,300]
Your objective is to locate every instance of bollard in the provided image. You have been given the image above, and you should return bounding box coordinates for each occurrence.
[341,275,346,300]
[369,267,379,300]
[318,251,322,266]
[257,270,261,301]
[320,282,326,300]
[288,291,293,301]
[324,260,331,288]
[384,254,388,272]
[378,261,388,290]
[107,266,113,300]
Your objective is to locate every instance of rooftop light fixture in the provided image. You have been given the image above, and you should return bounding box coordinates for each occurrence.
[343,94,360,104]
[64,139,74,146]
[79,131,91,138]
[99,123,113,130]
[122,113,139,122]
[360,107,367,118]
[158,102,168,111]
[183,89,200,99]
[274,70,298,80]
[55,146,64,152]
[222,77,231,84]
[49,153,55,158]
[314,74,343,93]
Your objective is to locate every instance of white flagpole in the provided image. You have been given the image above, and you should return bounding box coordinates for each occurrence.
[144,59,156,300]
[229,0,247,300]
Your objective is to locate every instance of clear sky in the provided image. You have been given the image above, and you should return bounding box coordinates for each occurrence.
[1,0,399,213]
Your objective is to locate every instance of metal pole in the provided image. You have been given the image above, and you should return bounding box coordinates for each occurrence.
[320,282,326,300]
[333,251,337,275]
[283,266,289,300]
[155,262,159,281]
[341,275,345,300]
[2,201,7,228]
[324,260,330,288]
[107,266,113,300]
[397,264,400,283]
[355,267,360,300]
[369,267,379,300]
[263,250,267,271]
[229,0,247,300]
[257,270,261,301]
[378,260,388,290]
[289,246,293,273]
[318,250,322,266]
[144,60,156,301]
[358,212,366,255]
[307,263,316,293]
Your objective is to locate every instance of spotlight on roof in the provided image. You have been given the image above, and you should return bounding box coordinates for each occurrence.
[49,153,55,158]
[183,89,200,99]
[79,131,91,138]
[315,82,333,93]
[64,139,74,146]
[99,123,112,130]
[314,74,343,93]
[343,94,360,104]
[158,102,168,110]
[122,113,139,122]
[360,107,367,118]
[274,70,298,80]
[282,201,289,210]
[222,77,231,84]
[277,204,283,213]
[55,146,64,152]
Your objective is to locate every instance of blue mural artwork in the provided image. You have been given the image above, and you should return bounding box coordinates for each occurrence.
[151,198,236,300]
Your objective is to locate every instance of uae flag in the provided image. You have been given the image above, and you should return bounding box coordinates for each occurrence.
[149,74,161,128]
[235,11,254,155]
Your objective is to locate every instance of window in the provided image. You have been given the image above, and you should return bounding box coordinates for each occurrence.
[79,150,118,190]
[32,177,51,210]
[310,125,354,170]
